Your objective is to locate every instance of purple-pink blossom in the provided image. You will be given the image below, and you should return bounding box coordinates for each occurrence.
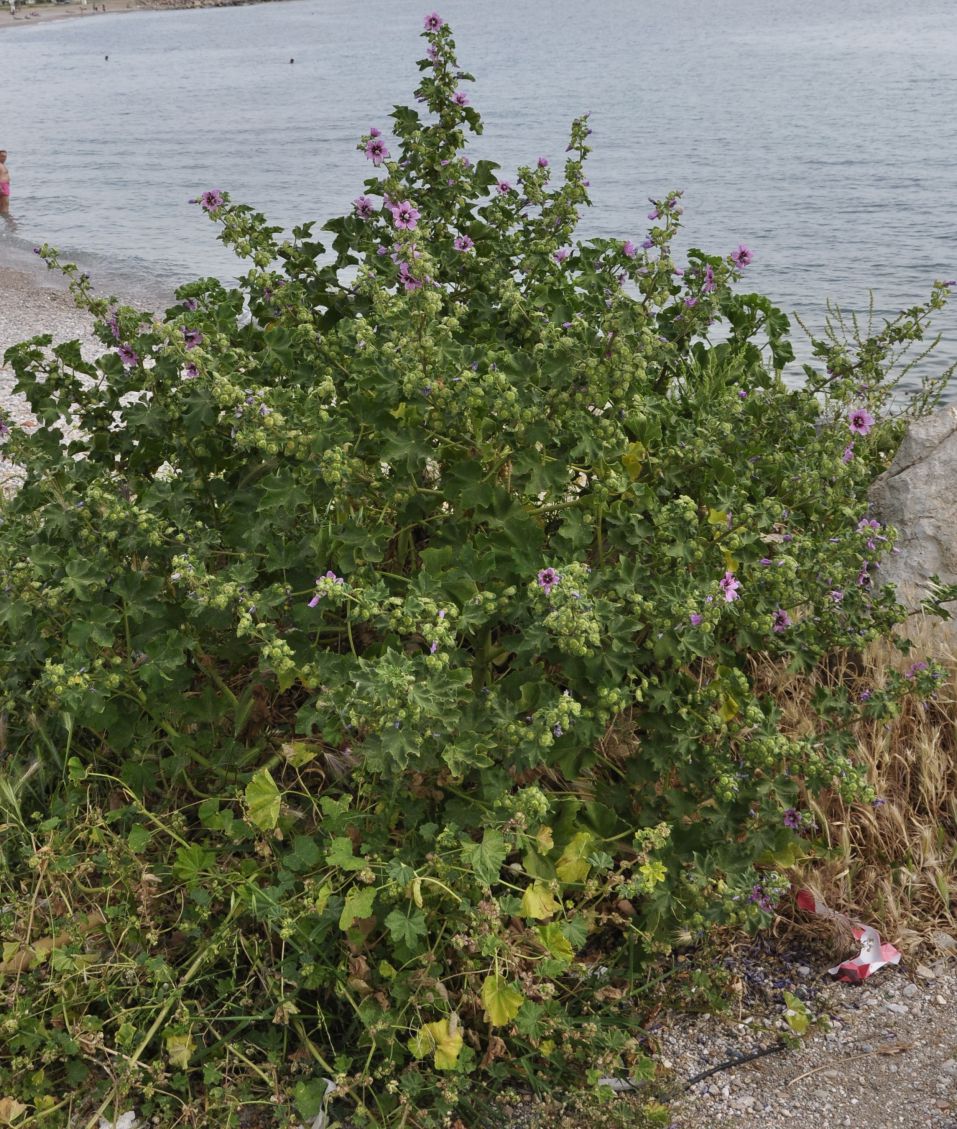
[390,200,421,230]
[537,567,560,596]
[453,234,474,252]
[553,248,570,264]
[730,245,753,268]
[497,180,512,195]
[364,137,390,166]
[117,344,139,368]
[772,608,792,633]
[182,327,203,350]
[198,189,224,213]
[719,571,741,602]
[702,264,716,293]
[353,196,375,219]
[848,407,874,436]
[689,613,703,626]
[783,808,802,830]
[307,571,344,607]
[423,11,443,30]
[453,90,469,106]
[622,240,637,258]
[842,443,855,463]
[537,156,549,168]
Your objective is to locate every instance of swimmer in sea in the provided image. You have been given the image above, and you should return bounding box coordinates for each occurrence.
[0,151,10,215]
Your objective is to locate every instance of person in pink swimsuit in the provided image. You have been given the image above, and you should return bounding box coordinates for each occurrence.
[0,151,9,214]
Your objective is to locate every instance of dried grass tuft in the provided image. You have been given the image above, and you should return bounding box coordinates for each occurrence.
[759,615,957,955]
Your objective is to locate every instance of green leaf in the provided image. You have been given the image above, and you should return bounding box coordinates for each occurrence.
[339,886,377,931]
[244,768,281,831]
[462,828,508,886]
[326,836,367,871]
[127,824,151,853]
[384,907,427,949]
[536,922,574,964]
[172,844,216,883]
[783,990,810,1036]
[481,974,525,1026]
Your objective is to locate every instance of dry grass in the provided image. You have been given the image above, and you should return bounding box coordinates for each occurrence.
[756,616,957,955]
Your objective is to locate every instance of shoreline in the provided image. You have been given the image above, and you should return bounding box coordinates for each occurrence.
[0,0,290,31]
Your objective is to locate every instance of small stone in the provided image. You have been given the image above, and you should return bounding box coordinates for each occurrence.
[732,1095,756,1110]
[916,963,937,979]
[903,983,920,998]
[885,1001,909,1015]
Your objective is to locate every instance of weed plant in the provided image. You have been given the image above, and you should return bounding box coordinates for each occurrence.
[0,13,953,1128]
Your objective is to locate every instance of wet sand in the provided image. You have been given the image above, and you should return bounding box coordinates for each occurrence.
[0,0,284,31]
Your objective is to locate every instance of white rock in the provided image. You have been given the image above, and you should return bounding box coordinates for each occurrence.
[869,405,957,636]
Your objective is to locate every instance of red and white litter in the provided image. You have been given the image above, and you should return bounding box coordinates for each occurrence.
[796,889,902,983]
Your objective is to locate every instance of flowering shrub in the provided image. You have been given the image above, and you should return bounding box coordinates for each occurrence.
[1,13,953,1127]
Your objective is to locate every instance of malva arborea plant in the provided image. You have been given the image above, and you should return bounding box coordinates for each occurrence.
[3,13,954,1127]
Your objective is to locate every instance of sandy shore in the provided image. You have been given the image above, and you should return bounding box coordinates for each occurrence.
[0,260,103,488]
[0,0,283,30]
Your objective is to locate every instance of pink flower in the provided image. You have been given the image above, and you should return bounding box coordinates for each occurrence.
[423,11,443,30]
[772,608,792,633]
[719,571,741,602]
[365,137,390,166]
[842,443,855,463]
[553,248,570,264]
[848,407,874,436]
[390,201,421,230]
[730,245,753,268]
[453,90,469,106]
[622,240,637,258]
[537,567,560,596]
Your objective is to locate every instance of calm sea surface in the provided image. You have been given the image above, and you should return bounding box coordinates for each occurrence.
[2,0,957,396]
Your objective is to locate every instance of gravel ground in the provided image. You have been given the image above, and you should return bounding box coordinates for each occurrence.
[661,938,957,1129]
[0,260,104,490]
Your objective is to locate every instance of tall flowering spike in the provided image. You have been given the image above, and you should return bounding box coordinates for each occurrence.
[847,407,874,436]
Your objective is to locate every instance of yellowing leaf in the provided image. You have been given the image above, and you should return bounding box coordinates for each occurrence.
[407,1017,464,1070]
[555,831,594,884]
[535,825,554,851]
[481,974,525,1027]
[718,695,739,722]
[245,768,281,831]
[722,549,738,573]
[165,1031,196,1069]
[537,922,574,963]
[521,881,560,921]
[621,441,646,480]
[0,1097,27,1125]
[707,508,728,528]
[338,885,376,931]
[280,740,319,768]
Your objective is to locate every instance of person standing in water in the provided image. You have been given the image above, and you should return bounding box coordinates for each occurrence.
[0,151,10,215]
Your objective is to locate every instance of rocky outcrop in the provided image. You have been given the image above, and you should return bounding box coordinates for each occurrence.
[869,404,957,639]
